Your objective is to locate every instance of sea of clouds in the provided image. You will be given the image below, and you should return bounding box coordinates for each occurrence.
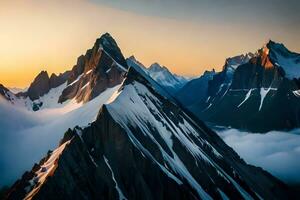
[216,128,300,185]
[0,85,119,187]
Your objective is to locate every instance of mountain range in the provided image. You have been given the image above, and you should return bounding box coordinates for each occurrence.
[0,33,298,199]
[176,41,300,132]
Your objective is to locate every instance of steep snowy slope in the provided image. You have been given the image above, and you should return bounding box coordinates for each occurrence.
[6,67,292,200]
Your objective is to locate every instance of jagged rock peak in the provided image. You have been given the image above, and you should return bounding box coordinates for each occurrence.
[95,33,128,68]
[0,83,12,101]
[126,55,147,70]
[148,62,168,72]
[26,70,51,100]
[0,83,9,92]
[223,53,254,71]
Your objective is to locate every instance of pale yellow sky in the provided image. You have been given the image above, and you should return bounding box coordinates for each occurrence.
[0,0,299,87]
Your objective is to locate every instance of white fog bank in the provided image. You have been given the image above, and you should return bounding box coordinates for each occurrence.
[0,85,120,187]
[215,128,300,184]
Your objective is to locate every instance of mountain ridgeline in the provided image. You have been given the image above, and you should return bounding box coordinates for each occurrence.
[2,33,128,111]
[176,41,300,132]
[5,66,292,200]
[0,33,298,199]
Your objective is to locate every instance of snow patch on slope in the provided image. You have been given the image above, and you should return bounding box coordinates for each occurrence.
[273,51,300,79]
[25,140,71,199]
[259,87,271,111]
[238,89,253,108]
[103,156,127,200]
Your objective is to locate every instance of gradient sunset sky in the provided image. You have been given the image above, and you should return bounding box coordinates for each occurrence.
[1,0,300,87]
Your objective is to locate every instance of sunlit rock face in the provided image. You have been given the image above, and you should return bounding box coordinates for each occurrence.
[58,33,128,104]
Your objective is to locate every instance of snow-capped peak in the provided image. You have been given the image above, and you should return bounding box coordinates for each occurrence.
[266,40,300,79]
[147,62,189,93]
[224,53,254,72]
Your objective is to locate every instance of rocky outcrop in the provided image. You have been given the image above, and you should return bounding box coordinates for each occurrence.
[26,71,50,100]
[24,70,70,101]
[58,33,128,103]
[49,71,71,89]
[0,84,14,102]
[5,67,293,200]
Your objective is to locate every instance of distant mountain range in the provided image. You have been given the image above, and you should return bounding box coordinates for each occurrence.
[176,41,300,132]
[126,56,190,94]
[1,33,296,199]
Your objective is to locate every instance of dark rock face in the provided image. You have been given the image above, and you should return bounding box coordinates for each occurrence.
[49,71,71,89]
[6,67,292,200]
[58,33,128,103]
[176,70,215,109]
[25,70,70,101]
[95,33,128,68]
[189,41,300,132]
[0,84,12,101]
[26,71,50,100]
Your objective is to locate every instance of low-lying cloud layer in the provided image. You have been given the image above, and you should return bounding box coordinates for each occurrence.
[0,85,119,187]
[216,128,300,184]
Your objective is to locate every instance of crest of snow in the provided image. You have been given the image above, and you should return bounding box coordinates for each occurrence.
[217,188,230,200]
[202,103,212,112]
[259,87,271,111]
[0,84,121,187]
[114,62,127,72]
[272,49,300,79]
[88,152,98,167]
[292,90,300,97]
[85,69,92,75]
[68,73,84,87]
[106,82,214,199]
[106,81,254,199]
[126,56,147,71]
[238,89,253,108]
[101,48,127,72]
[25,140,71,199]
[80,82,89,91]
[103,156,127,200]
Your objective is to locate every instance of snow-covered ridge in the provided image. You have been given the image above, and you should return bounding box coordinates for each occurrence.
[106,80,256,199]
[267,40,300,79]
[25,140,71,199]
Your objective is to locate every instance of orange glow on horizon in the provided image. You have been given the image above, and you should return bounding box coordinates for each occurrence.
[0,0,299,88]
